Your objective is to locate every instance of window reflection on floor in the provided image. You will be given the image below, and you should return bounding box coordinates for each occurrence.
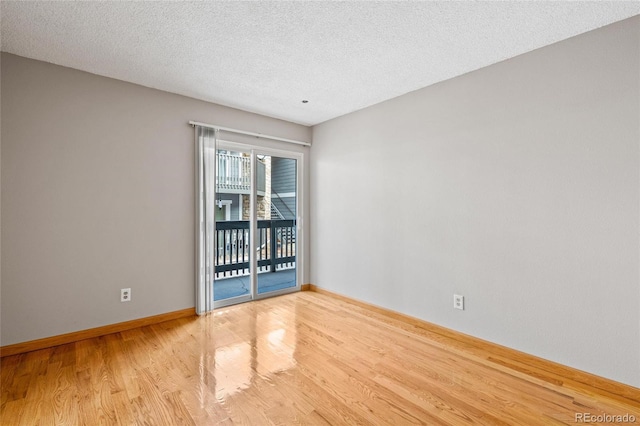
[213,303,296,399]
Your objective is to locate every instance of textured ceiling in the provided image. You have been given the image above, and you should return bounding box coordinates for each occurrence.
[2,1,639,126]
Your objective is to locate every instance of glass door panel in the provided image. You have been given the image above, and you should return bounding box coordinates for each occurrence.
[255,155,297,295]
[213,144,300,307]
[213,148,252,304]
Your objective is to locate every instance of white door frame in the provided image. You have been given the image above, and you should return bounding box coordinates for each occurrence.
[252,146,303,301]
[213,140,303,308]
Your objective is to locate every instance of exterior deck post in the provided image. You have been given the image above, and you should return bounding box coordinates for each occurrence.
[269,221,277,272]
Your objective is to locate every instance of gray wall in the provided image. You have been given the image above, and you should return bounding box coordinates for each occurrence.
[271,157,297,219]
[0,53,3,339]
[272,157,297,195]
[0,53,311,346]
[311,17,640,387]
[216,194,242,221]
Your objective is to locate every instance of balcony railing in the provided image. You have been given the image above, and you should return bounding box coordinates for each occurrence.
[216,153,265,193]
[215,220,296,279]
[217,153,250,192]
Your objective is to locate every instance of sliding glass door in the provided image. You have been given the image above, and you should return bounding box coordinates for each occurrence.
[255,154,297,295]
[213,142,301,308]
[213,146,253,306]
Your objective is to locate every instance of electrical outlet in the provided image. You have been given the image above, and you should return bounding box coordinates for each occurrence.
[453,294,464,310]
[121,288,131,302]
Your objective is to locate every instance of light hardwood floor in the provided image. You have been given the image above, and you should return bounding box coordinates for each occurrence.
[2,291,639,425]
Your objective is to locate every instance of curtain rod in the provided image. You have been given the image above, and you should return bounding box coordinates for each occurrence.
[189,121,311,147]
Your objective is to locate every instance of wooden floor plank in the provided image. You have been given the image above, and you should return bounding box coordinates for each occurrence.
[1,291,639,425]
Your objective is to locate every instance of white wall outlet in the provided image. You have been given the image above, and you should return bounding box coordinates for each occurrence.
[121,288,131,302]
[453,294,464,310]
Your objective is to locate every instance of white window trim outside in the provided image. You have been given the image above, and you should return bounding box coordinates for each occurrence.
[216,199,232,221]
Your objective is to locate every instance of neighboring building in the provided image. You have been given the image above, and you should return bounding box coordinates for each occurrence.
[216,151,296,222]
[214,151,297,278]
[270,157,297,220]
[215,150,265,221]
